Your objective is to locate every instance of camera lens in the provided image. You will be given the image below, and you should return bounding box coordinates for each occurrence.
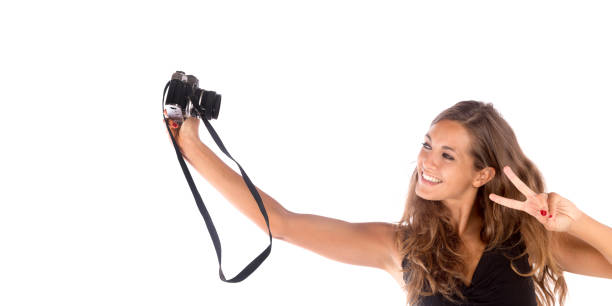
[199,90,221,120]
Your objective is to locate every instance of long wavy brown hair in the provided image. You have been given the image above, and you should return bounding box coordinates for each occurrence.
[392,101,567,306]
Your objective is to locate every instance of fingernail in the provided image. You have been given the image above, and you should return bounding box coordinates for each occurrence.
[171,122,178,128]
[548,214,552,218]
[540,210,547,216]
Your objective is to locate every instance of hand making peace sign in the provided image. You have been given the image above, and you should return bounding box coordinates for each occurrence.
[488,166,584,232]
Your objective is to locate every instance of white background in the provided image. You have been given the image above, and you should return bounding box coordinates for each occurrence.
[1,1,611,305]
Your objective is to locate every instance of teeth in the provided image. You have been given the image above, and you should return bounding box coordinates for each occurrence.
[422,172,442,183]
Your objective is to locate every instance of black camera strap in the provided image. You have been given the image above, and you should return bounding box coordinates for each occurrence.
[162,82,272,283]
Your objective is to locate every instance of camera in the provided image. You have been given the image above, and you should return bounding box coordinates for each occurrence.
[163,71,222,123]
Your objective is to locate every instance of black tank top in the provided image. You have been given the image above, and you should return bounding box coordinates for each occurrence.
[403,232,538,306]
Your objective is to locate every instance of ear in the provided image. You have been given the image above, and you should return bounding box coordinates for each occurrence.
[473,166,496,188]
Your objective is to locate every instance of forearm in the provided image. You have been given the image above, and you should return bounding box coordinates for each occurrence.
[180,137,289,239]
[568,211,612,264]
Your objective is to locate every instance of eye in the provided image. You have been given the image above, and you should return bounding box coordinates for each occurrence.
[421,142,455,160]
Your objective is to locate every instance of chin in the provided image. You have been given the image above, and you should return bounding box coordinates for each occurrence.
[416,189,444,201]
[415,189,432,200]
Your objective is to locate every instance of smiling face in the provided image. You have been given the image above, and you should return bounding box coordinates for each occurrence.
[416,120,486,202]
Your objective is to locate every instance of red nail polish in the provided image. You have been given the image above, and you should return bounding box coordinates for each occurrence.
[548,214,552,218]
[171,122,178,128]
[540,210,547,216]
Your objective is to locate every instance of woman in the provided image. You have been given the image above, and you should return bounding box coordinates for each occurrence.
[164,100,612,306]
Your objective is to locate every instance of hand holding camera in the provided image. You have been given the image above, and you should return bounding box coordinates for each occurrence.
[163,116,201,152]
[163,70,219,153]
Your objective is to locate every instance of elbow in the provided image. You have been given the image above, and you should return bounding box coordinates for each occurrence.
[273,209,290,240]
[264,207,291,241]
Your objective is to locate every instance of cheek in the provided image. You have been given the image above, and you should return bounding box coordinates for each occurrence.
[442,169,466,187]
[449,171,473,188]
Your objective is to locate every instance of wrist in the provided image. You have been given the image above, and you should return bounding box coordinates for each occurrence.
[180,135,201,151]
[567,209,588,237]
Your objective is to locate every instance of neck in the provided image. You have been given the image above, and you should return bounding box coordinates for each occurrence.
[442,189,482,237]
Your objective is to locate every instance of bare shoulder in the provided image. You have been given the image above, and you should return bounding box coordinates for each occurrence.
[359,221,404,285]
[371,222,403,271]
[379,222,405,286]
[354,221,405,287]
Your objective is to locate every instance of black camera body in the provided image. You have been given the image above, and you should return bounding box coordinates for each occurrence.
[164,71,221,123]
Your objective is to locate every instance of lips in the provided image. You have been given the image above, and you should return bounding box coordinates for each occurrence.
[421,170,442,182]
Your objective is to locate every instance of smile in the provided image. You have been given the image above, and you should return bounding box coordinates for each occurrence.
[421,171,442,185]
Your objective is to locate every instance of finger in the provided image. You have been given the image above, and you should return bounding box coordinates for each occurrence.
[163,119,179,139]
[526,193,551,223]
[489,193,525,211]
[503,166,537,198]
[546,192,558,220]
[163,118,179,129]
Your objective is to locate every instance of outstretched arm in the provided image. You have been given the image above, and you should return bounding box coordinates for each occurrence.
[167,118,399,273]
[179,129,289,238]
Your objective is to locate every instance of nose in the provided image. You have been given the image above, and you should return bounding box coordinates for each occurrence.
[421,155,438,173]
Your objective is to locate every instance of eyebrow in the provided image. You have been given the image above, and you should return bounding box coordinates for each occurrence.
[425,134,457,153]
